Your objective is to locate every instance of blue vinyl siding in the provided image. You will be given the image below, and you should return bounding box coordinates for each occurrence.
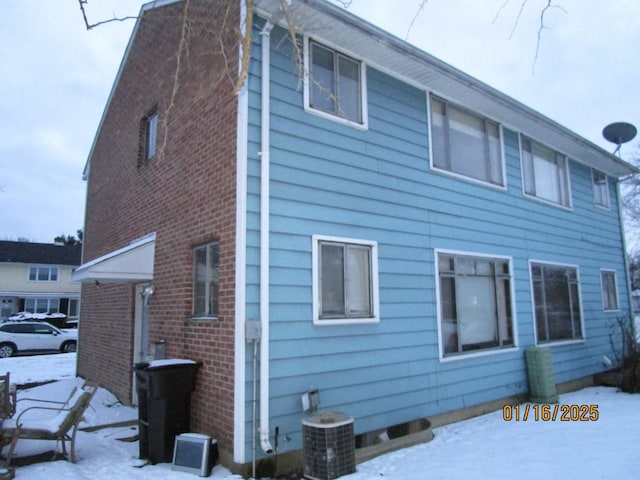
[242,21,630,457]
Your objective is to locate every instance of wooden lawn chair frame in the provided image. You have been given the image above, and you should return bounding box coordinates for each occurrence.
[0,374,16,421]
[1,382,98,465]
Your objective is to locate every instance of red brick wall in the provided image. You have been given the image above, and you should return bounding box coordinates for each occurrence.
[78,283,135,402]
[79,0,240,458]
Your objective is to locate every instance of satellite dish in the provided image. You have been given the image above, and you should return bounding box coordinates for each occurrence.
[602,122,637,155]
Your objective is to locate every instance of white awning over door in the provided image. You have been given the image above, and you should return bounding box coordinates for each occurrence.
[72,234,155,283]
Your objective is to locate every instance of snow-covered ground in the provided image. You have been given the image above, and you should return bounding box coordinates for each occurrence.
[0,353,638,479]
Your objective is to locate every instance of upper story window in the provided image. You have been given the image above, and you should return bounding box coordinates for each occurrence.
[304,39,367,128]
[430,95,504,187]
[531,262,583,344]
[436,251,515,358]
[521,137,571,208]
[29,266,58,282]
[312,235,379,325]
[601,270,619,311]
[193,241,219,319]
[139,106,158,165]
[592,170,610,208]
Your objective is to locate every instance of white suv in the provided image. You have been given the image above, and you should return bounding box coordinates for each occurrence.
[0,321,77,358]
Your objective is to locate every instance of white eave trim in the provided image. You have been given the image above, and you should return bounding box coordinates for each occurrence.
[0,291,81,298]
[71,234,156,283]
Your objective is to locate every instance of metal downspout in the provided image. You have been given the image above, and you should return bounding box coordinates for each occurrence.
[258,20,275,456]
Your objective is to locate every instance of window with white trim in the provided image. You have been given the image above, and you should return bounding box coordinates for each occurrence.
[437,251,515,357]
[305,39,366,126]
[28,266,58,282]
[193,242,219,319]
[531,262,583,343]
[25,298,60,314]
[430,95,504,186]
[313,236,378,324]
[592,170,610,208]
[601,270,619,311]
[521,137,571,207]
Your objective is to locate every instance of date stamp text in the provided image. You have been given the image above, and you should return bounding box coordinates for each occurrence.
[502,404,599,422]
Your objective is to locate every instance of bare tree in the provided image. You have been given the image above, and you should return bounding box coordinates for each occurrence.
[622,148,640,245]
[493,0,567,73]
[78,0,259,161]
[77,0,142,30]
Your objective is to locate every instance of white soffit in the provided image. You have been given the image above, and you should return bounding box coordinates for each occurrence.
[72,235,155,283]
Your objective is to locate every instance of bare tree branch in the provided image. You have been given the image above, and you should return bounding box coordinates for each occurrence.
[532,0,567,74]
[77,0,141,30]
[158,0,192,161]
[279,0,305,89]
[492,0,510,24]
[492,0,567,74]
[492,0,528,40]
[406,0,428,41]
[235,0,254,94]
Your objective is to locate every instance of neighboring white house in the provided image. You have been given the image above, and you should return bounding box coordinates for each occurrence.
[0,241,82,322]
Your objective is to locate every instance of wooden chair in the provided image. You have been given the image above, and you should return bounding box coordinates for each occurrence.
[0,374,16,421]
[1,382,98,465]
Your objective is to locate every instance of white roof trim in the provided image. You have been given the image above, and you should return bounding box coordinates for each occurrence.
[0,292,80,298]
[72,234,156,283]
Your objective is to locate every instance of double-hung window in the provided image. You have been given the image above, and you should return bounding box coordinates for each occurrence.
[531,262,583,343]
[313,236,378,324]
[193,242,219,319]
[521,137,571,207]
[29,266,58,282]
[592,170,610,208]
[601,270,619,311]
[437,251,515,357]
[305,40,366,127]
[430,96,504,186]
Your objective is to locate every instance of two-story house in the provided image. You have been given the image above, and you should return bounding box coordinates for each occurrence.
[73,0,636,474]
[0,241,81,322]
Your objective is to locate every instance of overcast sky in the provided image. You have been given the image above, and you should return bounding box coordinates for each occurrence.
[1,0,639,245]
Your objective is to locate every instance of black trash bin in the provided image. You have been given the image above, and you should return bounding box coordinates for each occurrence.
[134,359,202,464]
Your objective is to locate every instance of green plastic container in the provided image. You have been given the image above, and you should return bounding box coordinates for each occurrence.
[525,347,559,404]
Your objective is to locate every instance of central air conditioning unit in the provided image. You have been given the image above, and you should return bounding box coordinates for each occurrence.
[302,411,356,480]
